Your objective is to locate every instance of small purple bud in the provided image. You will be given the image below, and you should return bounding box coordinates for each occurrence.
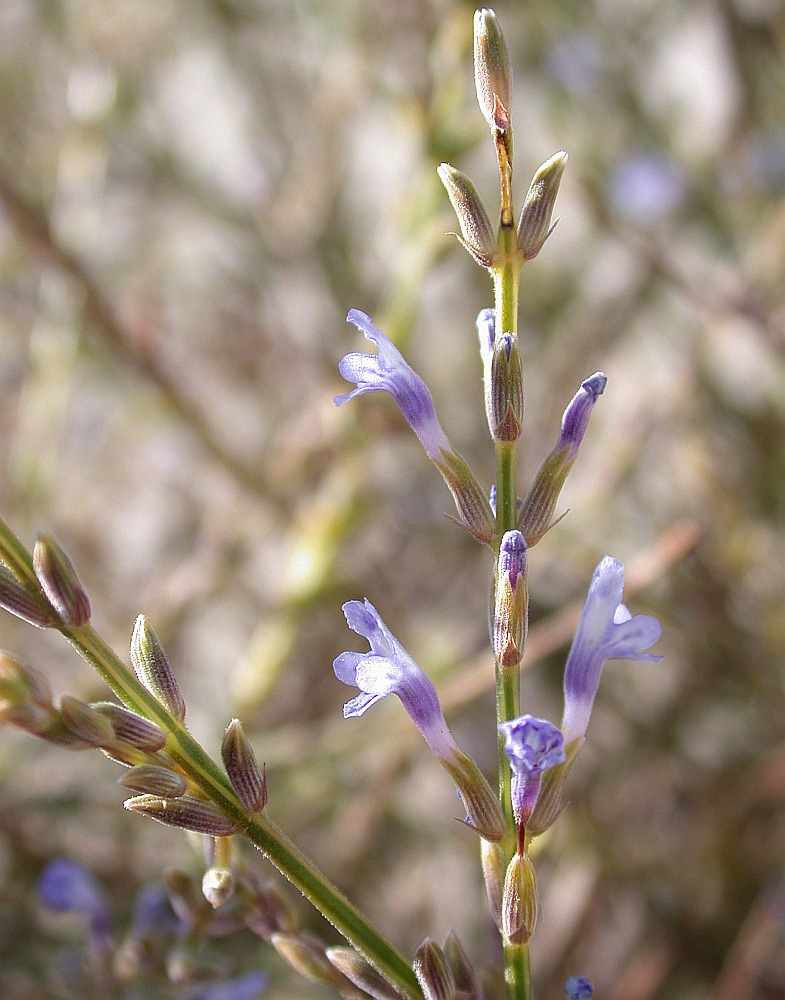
[557,372,607,459]
[130,615,186,722]
[33,531,91,627]
[564,977,594,1000]
[124,794,236,836]
[0,563,54,628]
[493,531,528,666]
[414,938,456,1000]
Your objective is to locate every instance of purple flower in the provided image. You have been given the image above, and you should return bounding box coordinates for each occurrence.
[334,600,456,759]
[564,976,594,1000]
[557,372,607,459]
[186,971,269,1000]
[37,858,111,941]
[499,715,566,825]
[562,557,662,746]
[335,600,505,840]
[336,310,451,461]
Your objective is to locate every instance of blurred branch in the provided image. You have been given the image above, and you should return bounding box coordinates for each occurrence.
[0,172,287,513]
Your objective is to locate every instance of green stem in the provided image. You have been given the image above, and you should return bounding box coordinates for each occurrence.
[504,942,532,1000]
[0,517,422,1000]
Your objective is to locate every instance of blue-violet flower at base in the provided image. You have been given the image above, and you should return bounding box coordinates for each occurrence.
[499,715,566,824]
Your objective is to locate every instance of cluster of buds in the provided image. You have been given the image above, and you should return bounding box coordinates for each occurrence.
[413,934,484,1000]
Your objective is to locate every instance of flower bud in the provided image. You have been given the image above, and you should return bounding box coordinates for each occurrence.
[0,652,52,708]
[517,152,568,261]
[202,866,235,909]
[119,764,188,798]
[59,694,115,747]
[442,746,505,842]
[130,615,186,721]
[493,531,528,667]
[91,702,167,751]
[502,853,538,944]
[443,932,483,1000]
[222,718,266,812]
[33,531,91,627]
[437,164,497,268]
[433,451,495,546]
[474,9,512,131]
[414,938,455,1000]
[239,874,298,938]
[488,335,524,441]
[271,933,348,990]
[480,838,504,929]
[124,794,236,836]
[326,947,404,1000]
[0,563,54,628]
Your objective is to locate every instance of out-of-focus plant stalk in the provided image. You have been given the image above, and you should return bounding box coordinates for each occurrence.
[0,515,423,1000]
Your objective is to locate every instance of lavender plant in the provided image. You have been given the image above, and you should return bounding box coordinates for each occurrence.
[0,10,663,1000]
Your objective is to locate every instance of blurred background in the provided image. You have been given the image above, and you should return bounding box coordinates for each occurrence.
[1,0,785,997]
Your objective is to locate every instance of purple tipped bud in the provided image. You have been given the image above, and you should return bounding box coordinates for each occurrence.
[91,702,167,752]
[557,372,607,459]
[564,977,594,1000]
[202,867,235,909]
[33,531,91,627]
[474,9,513,131]
[414,938,456,1000]
[0,563,54,628]
[438,163,497,268]
[130,615,186,721]
[326,948,404,1000]
[222,719,267,812]
[493,531,528,666]
[518,373,607,545]
[119,764,188,798]
[502,853,538,944]
[125,794,236,836]
[518,152,569,261]
[489,335,524,441]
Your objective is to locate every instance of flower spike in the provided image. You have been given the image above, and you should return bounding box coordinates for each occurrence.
[562,557,662,746]
[336,311,495,544]
[335,600,504,841]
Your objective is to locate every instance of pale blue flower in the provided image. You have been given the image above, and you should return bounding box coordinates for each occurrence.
[336,310,451,461]
[499,714,566,824]
[564,976,594,1000]
[37,858,111,941]
[562,557,662,745]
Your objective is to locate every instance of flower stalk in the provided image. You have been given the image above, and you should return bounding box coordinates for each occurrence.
[0,514,422,1000]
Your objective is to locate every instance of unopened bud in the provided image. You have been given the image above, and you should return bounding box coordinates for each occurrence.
[480,838,505,930]
[327,947,404,1000]
[517,152,568,261]
[0,563,54,628]
[0,652,52,707]
[502,853,538,944]
[59,694,115,746]
[33,531,91,627]
[119,764,187,798]
[444,932,483,1000]
[443,746,505,841]
[518,373,606,546]
[222,718,266,812]
[125,794,236,836]
[130,615,186,721]
[437,164,497,268]
[202,866,234,908]
[474,9,512,131]
[493,531,528,666]
[271,933,348,990]
[433,451,495,546]
[489,334,524,441]
[91,702,167,752]
[414,938,455,1000]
